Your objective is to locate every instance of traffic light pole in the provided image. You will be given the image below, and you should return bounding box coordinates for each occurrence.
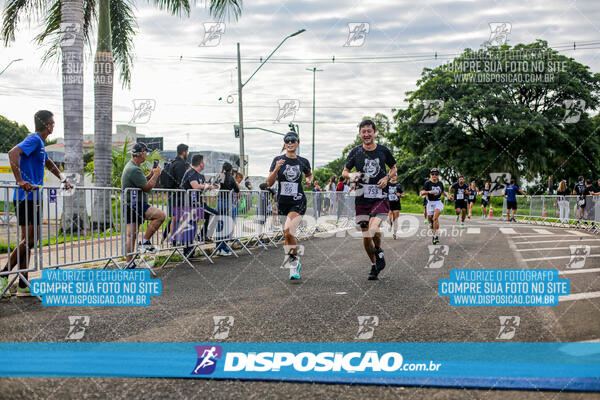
[237,43,246,176]
[306,67,322,169]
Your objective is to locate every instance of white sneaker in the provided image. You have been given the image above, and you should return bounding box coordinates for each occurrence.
[138,241,157,254]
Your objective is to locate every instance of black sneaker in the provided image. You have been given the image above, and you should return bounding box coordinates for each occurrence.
[368,264,379,280]
[432,235,440,245]
[374,247,386,273]
[139,241,157,254]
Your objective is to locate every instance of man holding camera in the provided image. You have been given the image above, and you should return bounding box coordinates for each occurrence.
[121,142,166,266]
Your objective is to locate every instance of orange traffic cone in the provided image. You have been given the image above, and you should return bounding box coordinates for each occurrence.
[488,203,494,218]
[542,204,547,218]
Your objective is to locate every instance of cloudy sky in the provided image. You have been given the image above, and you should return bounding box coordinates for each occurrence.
[1,0,599,175]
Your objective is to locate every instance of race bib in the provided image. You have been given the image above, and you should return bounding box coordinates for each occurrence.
[483,195,488,200]
[364,184,383,199]
[389,192,398,201]
[280,182,299,196]
[469,195,474,199]
[457,193,464,200]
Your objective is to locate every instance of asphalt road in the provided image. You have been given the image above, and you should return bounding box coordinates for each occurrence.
[1,214,599,399]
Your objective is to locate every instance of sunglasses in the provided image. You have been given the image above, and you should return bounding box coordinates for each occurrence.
[431,172,439,176]
[284,138,298,144]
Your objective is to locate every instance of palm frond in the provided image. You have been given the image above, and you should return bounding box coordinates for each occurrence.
[110,0,137,88]
[2,0,49,45]
[207,0,241,21]
[149,0,190,17]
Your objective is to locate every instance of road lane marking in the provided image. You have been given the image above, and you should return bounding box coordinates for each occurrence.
[532,228,554,234]
[566,230,591,236]
[523,254,600,262]
[559,291,600,302]
[517,246,600,252]
[510,234,586,239]
[500,228,517,234]
[559,268,600,275]
[466,227,480,234]
[514,239,600,245]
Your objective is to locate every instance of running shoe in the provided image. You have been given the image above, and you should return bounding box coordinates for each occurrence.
[125,259,138,269]
[289,256,301,280]
[138,240,157,254]
[16,286,31,297]
[392,233,397,240]
[217,249,233,256]
[375,247,386,273]
[368,264,379,280]
[424,219,429,224]
[0,276,10,298]
[432,235,440,245]
[460,222,465,228]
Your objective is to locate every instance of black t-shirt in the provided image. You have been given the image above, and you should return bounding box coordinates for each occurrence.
[574,182,586,198]
[468,187,477,200]
[481,188,491,200]
[216,173,239,193]
[269,155,311,205]
[345,144,396,205]
[451,183,469,201]
[180,168,205,191]
[387,183,403,202]
[170,157,188,187]
[424,180,444,201]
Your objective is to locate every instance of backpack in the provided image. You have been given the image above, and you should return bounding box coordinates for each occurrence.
[159,160,178,189]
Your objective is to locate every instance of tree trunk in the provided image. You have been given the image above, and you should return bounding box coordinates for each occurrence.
[60,0,87,234]
[92,0,113,230]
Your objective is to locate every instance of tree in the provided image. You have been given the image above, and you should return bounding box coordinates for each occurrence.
[386,41,600,192]
[0,115,29,153]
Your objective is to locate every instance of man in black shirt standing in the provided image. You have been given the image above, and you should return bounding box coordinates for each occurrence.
[420,168,450,244]
[342,119,397,281]
[164,144,189,244]
[573,176,587,221]
[179,154,218,256]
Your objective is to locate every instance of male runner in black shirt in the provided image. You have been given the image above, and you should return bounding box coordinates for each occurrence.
[451,176,469,228]
[342,119,397,280]
[420,168,450,244]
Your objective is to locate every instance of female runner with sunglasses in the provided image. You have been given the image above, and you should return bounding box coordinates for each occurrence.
[267,132,313,280]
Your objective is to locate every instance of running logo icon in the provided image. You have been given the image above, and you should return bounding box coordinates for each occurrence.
[355,316,379,340]
[484,22,511,47]
[60,23,80,47]
[344,23,370,47]
[567,245,590,269]
[211,316,234,340]
[199,22,226,47]
[489,172,511,196]
[65,316,89,340]
[275,99,300,123]
[426,245,448,269]
[191,345,222,375]
[496,316,520,340]
[129,99,156,124]
[419,100,444,124]
[562,99,585,124]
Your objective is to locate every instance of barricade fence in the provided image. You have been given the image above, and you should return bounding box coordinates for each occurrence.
[0,186,356,295]
[502,195,600,232]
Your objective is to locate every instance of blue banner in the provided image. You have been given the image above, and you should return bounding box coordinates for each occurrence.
[0,343,598,391]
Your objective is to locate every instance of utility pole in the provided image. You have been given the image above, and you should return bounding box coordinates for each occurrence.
[306,67,322,169]
[237,43,245,175]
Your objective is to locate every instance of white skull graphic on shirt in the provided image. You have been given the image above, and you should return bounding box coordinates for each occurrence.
[363,158,380,178]
[283,164,301,181]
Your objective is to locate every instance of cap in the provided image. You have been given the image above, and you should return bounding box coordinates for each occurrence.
[132,142,150,154]
[430,168,440,174]
[284,132,299,142]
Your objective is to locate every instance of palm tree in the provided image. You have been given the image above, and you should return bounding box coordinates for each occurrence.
[3,0,242,229]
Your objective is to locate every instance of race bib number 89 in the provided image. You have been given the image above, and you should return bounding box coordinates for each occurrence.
[280,182,299,196]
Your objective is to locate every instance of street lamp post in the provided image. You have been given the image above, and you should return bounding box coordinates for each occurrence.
[306,67,322,169]
[237,29,306,176]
